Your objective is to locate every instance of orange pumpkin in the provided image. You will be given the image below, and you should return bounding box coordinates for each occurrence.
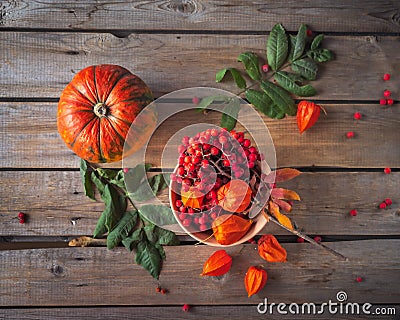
[57,64,154,163]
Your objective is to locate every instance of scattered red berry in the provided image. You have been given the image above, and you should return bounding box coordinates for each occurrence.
[356,277,363,283]
[383,90,391,97]
[18,212,25,219]
[313,236,322,243]
[379,202,387,209]
[262,64,269,72]
[346,131,355,139]
[350,209,358,216]
[123,168,129,173]
[385,198,393,206]
[384,167,391,174]
[161,288,167,294]
[383,73,391,81]
[192,96,200,105]
[380,99,387,105]
[306,29,313,37]
[353,112,362,120]
[296,237,305,243]
[156,287,161,293]
[19,218,25,224]
[182,304,190,312]
[387,98,394,105]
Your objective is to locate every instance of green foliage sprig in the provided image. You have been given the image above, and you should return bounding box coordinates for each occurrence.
[206,23,333,128]
[80,159,179,279]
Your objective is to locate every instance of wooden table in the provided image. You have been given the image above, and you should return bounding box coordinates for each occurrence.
[1,1,399,319]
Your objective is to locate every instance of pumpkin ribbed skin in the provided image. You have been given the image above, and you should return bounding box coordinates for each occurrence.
[57,64,153,163]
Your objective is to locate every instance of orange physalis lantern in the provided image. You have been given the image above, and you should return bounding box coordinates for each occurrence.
[201,250,232,276]
[181,187,205,209]
[212,214,252,245]
[244,266,268,297]
[257,234,287,262]
[217,179,252,213]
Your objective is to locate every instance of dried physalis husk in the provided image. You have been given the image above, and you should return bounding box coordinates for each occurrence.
[201,250,232,276]
[212,214,253,245]
[244,266,268,297]
[217,179,252,213]
[257,234,287,262]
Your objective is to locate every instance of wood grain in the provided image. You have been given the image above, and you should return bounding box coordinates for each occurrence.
[0,240,399,306]
[0,171,398,236]
[1,305,398,320]
[1,102,399,168]
[1,32,400,99]
[1,0,400,32]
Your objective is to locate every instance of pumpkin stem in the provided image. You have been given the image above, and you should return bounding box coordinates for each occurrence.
[93,102,108,118]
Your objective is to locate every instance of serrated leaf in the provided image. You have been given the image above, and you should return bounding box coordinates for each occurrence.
[311,34,324,50]
[138,205,177,226]
[238,52,262,81]
[216,68,246,89]
[260,80,296,116]
[245,89,275,118]
[156,244,166,260]
[274,71,317,97]
[107,210,138,249]
[80,159,95,200]
[308,48,333,63]
[144,225,180,246]
[292,24,307,61]
[122,228,143,251]
[94,184,126,237]
[91,172,106,196]
[135,240,162,279]
[291,59,318,80]
[196,95,228,112]
[267,23,288,71]
[129,173,168,202]
[220,97,240,131]
[288,35,296,62]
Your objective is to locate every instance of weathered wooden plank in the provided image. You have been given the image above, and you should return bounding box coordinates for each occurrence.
[1,102,399,168]
[0,240,399,306]
[1,0,400,33]
[1,305,398,320]
[0,171,398,236]
[1,32,400,100]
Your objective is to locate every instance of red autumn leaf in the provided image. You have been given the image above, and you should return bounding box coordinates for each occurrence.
[274,168,302,183]
[272,198,292,212]
[271,188,301,201]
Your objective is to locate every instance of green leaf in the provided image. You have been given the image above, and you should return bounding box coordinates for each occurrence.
[107,210,138,249]
[220,97,240,131]
[91,172,106,196]
[311,34,324,50]
[138,205,177,226]
[144,225,179,246]
[216,68,246,89]
[155,244,166,260]
[135,239,162,279]
[237,52,262,81]
[274,71,317,97]
[122,228,143,252]
[196,95,228,112]
[291,59,318,80]
[80,160,95,200]
[102,184,126,233]
[292,24,307,61]
[245,89,275,118]
[260,80,296,116]
[267,23,288,71]
[93,210,107,238]
[128,173,167,202]
[96,168,118,181]
[308,48,333,63]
